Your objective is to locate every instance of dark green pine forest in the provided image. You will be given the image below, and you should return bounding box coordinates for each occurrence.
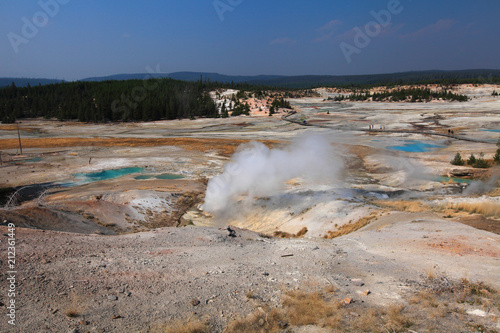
[333,88,469,102]
[0,78,223,123]
[0,73,486,123]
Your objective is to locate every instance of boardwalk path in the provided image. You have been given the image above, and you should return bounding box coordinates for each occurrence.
[281,112,495,144]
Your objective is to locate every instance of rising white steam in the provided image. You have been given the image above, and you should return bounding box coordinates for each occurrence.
[463,170,499,195]
[203,134,343,216]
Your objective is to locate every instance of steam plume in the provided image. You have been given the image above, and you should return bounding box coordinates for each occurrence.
[203,134,343,217]
[463,168,499,195]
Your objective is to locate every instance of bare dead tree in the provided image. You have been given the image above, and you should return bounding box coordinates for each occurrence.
[4,186,28,209]
[36,188,50,206]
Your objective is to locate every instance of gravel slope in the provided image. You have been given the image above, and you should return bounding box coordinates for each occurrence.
[1,212,498,332]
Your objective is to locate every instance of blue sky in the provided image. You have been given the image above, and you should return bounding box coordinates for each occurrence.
[1,0,499,80]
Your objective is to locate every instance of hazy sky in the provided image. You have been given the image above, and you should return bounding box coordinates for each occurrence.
[1,0,499,80]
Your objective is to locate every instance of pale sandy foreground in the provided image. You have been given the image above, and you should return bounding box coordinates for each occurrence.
[1,211,499,332]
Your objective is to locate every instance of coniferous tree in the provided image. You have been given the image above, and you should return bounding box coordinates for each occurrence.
[493,149,500,164]
[467,154,477,166]
[450,152,465,166]
[474,153,489,168]
[220,103,228,118]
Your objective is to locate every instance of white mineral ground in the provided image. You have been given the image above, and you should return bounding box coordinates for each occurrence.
[0,84,499,331]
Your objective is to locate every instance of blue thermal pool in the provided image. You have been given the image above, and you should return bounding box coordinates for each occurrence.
[481,129,500,133]
[387,141,445,153]
[25,157,43,162]
[10,157,42,164]
[73,167,144,183]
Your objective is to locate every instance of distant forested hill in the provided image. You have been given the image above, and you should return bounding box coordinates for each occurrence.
[0,79,219,123]
[245,69,500,88]
[82,72,283,84]
[2,69,499,89]
[81,69,500,88]
[0,78,63,88]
